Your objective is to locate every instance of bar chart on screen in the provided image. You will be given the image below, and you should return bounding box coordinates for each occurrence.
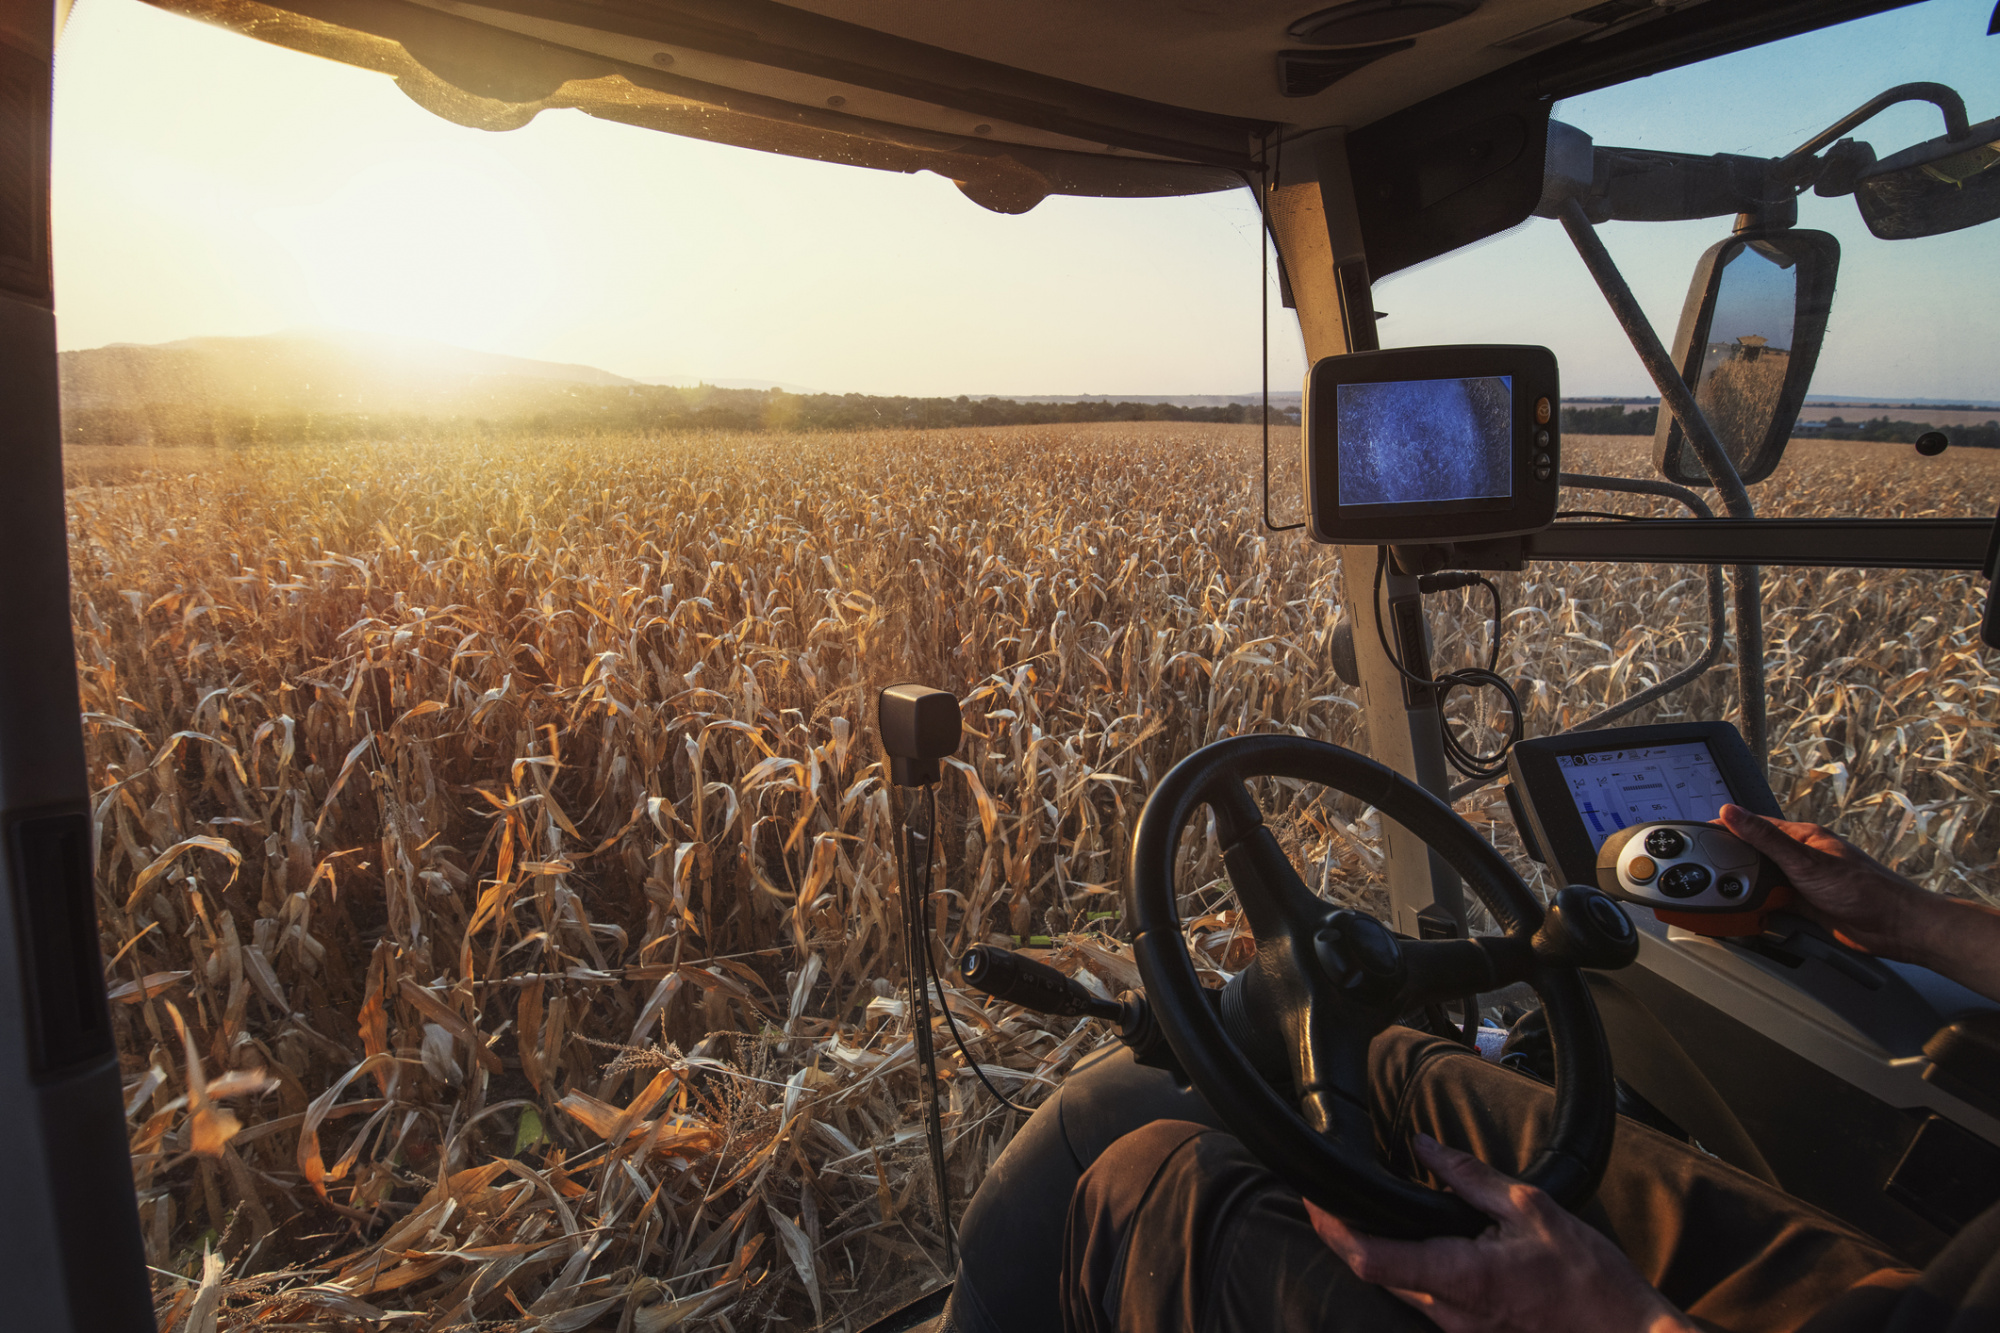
[1559,742,1734,850]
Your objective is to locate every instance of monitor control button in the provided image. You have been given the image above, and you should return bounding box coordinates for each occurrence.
[1534,463,1553,481]
[1533,451,1551,466]
[1535,428,1550,449]
[1625,855,1657,883]
[1644,828,1687,858]
[1716,875,1747,901]
[1536,397,1552,425]
[1659,863,1712,898]
[1697,830,1758,871]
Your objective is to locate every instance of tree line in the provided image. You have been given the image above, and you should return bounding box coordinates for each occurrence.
[1808,416,2000,448]
[1562,404,1659,435]
[62,384,1301,447]
[1560,402,2000,450]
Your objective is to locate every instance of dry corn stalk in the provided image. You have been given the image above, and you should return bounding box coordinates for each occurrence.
[63,426,1998,1330]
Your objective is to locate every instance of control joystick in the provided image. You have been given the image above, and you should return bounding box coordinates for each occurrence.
[1595,820,1793,937]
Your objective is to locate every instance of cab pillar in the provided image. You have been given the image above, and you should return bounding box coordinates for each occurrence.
[1268,130,1468,940]
[0,4,155,1329]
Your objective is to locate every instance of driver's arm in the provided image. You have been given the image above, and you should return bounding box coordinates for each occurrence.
[1718,804,2000,1002]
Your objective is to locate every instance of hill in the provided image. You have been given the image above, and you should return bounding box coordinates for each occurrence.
[59,330,654,444]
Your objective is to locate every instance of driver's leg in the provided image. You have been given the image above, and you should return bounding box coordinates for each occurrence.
[952,1043,1224,1333]
[1061,1026,1918,1333]
[1369,1025,1918,1331]
[1063,1117,1433,1333]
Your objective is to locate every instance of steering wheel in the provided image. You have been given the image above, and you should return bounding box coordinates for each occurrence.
[1128,734,1640,1239]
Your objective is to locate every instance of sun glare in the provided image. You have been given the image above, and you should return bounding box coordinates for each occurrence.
[255,147,561,349]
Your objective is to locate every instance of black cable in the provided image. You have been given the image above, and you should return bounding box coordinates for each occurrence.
[915,787,1032,1115]
[896,788,955,1261]
[1409,570,1504,671]
[1371,549,1522,781]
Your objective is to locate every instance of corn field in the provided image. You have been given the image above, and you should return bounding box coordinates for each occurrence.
[63,425,1999,1331]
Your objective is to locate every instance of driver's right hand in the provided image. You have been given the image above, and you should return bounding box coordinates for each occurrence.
[1304,1134,1699,1333]
[1718,803,2000,1003]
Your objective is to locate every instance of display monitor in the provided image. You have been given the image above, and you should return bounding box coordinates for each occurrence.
[1335,375,1514,509]
[1553,741,1734,850]
[1303,345,1561,545]
[1505,722,1782,889]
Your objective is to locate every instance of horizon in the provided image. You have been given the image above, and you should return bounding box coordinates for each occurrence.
[55,325,2000,410]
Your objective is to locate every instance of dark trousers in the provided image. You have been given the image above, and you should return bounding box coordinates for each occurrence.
[1060,1027,2000,1333]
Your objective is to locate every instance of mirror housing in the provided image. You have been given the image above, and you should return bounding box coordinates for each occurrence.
[1546,85,2000,243]
[1850,115,2000,240]
[1785,84,2000,240]
[1654,229,1838,488]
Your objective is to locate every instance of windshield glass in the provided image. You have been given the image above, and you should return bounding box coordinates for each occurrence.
[50,1,1999,1329]
[1365,0,2000,911]
[1376,0,2000,522]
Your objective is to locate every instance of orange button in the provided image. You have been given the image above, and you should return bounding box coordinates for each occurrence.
[1536,396,1552,425]
[1626,855,1657,883]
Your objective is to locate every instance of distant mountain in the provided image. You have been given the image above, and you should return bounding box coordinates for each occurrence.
[637,375,823,394]
[61,329,638,422]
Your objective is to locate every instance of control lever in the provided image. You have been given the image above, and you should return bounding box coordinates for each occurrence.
[1596,821,1792,938]
[960,944,1179,1076]
[961,944,1122,1020]
[1534,885,1641,969]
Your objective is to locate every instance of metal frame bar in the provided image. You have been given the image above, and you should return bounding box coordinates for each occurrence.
[1554,198,1769,770]
[1556,476,1727,734]
[1521,517,1989,570]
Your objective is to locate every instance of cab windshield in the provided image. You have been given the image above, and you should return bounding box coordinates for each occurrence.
[49,0,1998,1329]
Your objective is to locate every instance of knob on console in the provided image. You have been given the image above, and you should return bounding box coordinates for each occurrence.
[1533,885,1640,971]
[1643,827,1687,859]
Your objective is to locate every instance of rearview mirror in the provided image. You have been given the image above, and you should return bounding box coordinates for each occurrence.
[1654,229,1838,488]
[1852,115,2000,240]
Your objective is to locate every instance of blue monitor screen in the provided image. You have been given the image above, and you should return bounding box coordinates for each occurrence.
[1555,741,1733,851]
[1335,375,1513,507]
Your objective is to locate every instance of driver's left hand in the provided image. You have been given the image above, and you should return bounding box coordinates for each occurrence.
[1304,1134,1699,1333]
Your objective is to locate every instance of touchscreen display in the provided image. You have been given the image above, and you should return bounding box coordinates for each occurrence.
[1335,375,1513,507]
[1556,741,1735,850]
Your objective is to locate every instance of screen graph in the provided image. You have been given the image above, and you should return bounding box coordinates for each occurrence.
[1556,741,1733,850]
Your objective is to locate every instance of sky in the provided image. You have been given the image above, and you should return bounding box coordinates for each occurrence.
[48,0,2000,399]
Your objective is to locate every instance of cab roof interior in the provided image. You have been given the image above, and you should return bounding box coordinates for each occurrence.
[149,0,1922,270]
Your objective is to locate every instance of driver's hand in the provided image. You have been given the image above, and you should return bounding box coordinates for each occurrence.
[1304,1135,1697,1333]
[1716,804,1927,959]
[1716,803,2000,1001]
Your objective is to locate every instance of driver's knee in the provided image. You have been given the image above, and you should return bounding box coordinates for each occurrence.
[1056,1042,1223,1168]
[1064,1118,1431,1333]
[950,1045,1221,1333]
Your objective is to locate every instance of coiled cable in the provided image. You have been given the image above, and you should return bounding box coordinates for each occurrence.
[1370,548,1523,782]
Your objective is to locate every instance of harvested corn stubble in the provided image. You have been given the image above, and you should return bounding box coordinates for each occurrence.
[65,424,1998,1330]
